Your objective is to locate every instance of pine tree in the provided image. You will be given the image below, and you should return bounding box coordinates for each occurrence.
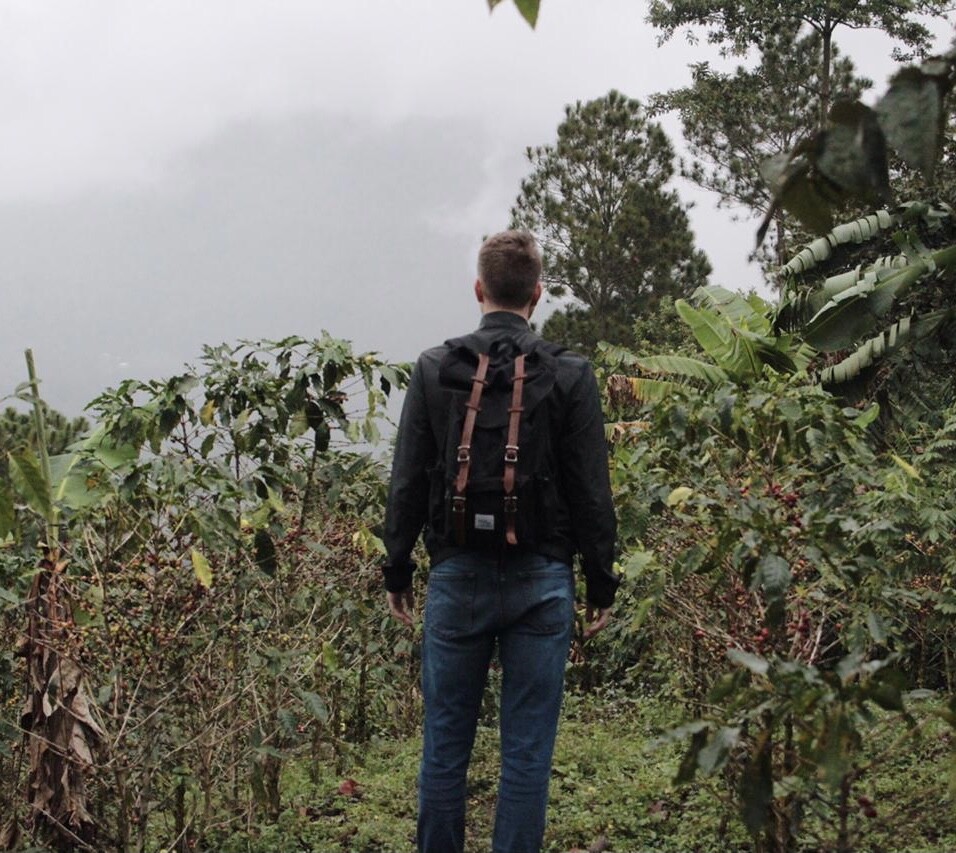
[511,90,710,354]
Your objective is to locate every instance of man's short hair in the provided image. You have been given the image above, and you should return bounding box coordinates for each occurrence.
[477,230,542,310]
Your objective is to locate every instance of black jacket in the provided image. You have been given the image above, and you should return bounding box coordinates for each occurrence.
[382,311,619,608]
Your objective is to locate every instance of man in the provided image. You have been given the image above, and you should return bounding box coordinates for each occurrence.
[383,230,618,853]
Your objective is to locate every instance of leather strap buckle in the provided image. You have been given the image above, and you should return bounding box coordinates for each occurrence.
[504,445,518,464]
[457,447,471,463]
[452,496,467,514]
[503,495,518,514]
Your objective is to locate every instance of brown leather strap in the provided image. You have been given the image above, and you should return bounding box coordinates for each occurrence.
[503,354,526,546]
[452,353,489,510]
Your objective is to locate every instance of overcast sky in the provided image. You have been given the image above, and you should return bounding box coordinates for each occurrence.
[1,1,952,416]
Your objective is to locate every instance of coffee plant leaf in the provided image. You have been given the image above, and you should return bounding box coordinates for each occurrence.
[727,648,769,676]
[298,690,330,724]
[191,549,213,589]
[666,486,693,507]
[698,726,740,776]
[322,641,340,673]
[676,727,708,784]
[621,550,655,580]
[754,554,791,628]
[866,610,888,645]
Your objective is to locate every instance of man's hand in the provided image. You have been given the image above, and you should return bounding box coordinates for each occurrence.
[584,605,612,639]
[387,587,415,627]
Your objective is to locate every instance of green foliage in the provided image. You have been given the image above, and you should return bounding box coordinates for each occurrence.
[200,689,956,852]
[775,202,956,408]
[647,1,950,62]
[604,286,811,414]
[511,90,711,354]
[0,335,412,852]
[759,49,955,243]
[599,321,956,851]
[631,295,704,356]
[643,1,954,246]
[651,29,868,265]
[0,401,91,543]
[595,221,956,847]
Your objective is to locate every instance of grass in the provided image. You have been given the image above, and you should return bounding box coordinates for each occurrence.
[206,688,955,852]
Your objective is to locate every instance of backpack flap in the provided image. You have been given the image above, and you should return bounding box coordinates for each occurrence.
[438,336,557,425]
[434,336,559,549]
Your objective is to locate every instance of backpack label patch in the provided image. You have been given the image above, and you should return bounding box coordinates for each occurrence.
[474,514,496,531]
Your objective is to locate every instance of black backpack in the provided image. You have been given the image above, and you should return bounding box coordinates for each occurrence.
[429,333,564,551]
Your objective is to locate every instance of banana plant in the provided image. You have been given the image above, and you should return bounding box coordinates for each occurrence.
[0,351,124,851]
[775,203,956,393]
[1,417,136,544]
[604,286,813,407]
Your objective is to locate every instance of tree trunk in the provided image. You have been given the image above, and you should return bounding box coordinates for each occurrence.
[819,20,833,129]
[21,552,102,852]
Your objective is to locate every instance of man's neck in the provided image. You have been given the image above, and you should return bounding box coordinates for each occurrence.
[481,304,532,320]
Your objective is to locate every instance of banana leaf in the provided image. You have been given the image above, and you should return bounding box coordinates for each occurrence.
[636,355,729,385]
[803,262,926,351]
[820,310,952,387]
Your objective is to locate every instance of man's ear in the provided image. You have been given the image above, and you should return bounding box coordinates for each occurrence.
[474,279,485,304]
[530,281,543,310]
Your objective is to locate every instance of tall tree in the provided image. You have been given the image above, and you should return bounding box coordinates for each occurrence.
[652,28,869,264]
[511,90,710,354]
[648,1,951,126]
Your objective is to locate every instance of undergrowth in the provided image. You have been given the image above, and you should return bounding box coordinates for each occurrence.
[205,689,955,853]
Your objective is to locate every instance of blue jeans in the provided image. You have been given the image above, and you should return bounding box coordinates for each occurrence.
[418,552,575,853]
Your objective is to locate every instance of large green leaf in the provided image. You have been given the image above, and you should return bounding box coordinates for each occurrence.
[637,355,729,385]
[48,425,139,510]
[726,333,764,381]
[803,262,924,351]
[816,101,890,204]
[780,210,896,278]
[675,300,732,361]
[759,151,836,238]
[820,310,952,387]
[8,450,52,520]
[876,65,948,181]
[750,338,797,376]
[774,289,831,333]
[676,300,781,382]
[692,285,763,327]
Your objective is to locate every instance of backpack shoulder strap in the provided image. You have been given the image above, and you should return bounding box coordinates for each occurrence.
[451,352,490,545]
[502,353,526,545]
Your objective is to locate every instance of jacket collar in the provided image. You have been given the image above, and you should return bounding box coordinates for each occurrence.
[477,311,531,332]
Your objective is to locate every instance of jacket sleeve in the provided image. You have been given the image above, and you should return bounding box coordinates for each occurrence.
[558,360,619,608]
[382,355,435,592]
